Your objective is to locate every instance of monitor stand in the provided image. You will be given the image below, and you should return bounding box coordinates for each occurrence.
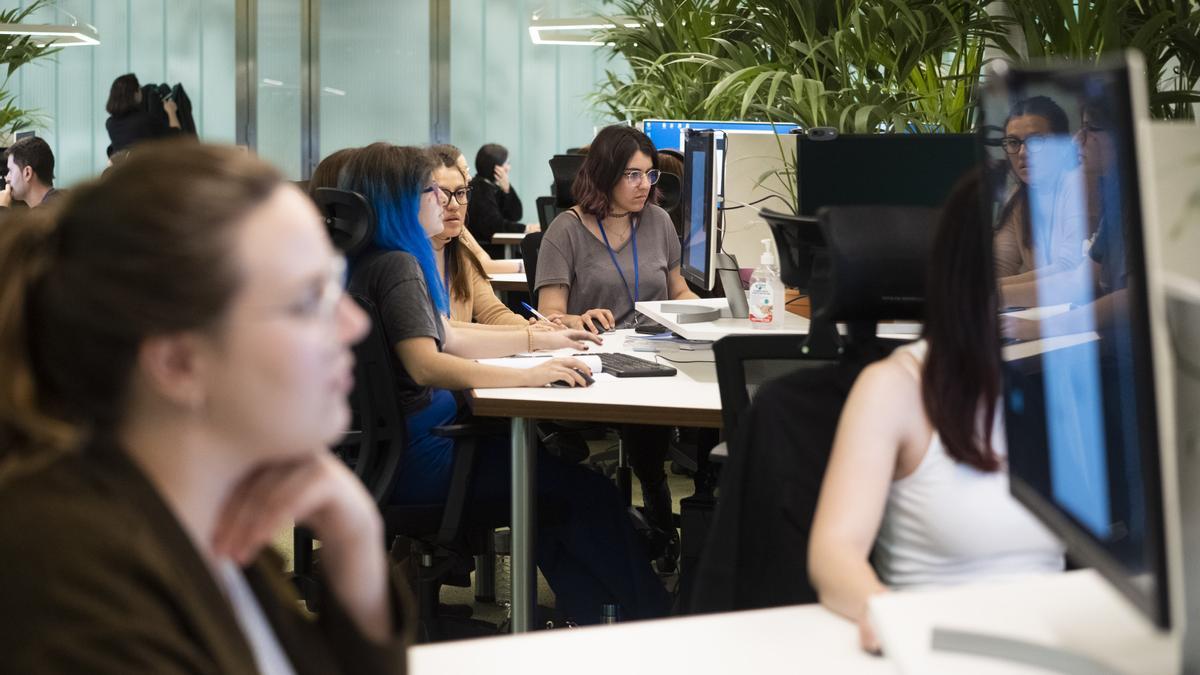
[714,251,748,318]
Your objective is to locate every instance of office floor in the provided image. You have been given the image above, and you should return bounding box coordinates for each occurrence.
[273,436,693,631]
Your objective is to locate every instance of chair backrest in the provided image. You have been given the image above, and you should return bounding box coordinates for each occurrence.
[314,187,376,259]
[535,196,562,231]
[520,230,544,305]
[333,293,408,506]
[549,154,586,209]
[694,204,936,613]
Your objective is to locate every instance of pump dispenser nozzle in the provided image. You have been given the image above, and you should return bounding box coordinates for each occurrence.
[760,238,776,266]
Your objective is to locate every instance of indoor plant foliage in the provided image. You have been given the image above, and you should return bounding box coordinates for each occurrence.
[0,0,60,136]
[593,0,1200,131]
[594,0,1010,134]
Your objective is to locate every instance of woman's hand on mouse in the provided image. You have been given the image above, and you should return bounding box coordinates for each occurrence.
[522,357,593,388]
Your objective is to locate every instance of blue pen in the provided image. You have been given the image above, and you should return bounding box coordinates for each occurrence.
[521,301,552,323]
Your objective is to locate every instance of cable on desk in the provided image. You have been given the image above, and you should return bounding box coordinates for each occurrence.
[786,294,808,305]
[653,353,715,365]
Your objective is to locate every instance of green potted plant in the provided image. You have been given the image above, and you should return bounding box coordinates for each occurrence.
[0,0,61,138]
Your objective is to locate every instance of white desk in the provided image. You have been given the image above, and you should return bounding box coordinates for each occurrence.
[488,271,528,294]
[469,331,721,632]
[636,298,923,342]
[491,232,527,258]
[870,570,1177,675]
[636,298,811,341]
[410,602,890,675]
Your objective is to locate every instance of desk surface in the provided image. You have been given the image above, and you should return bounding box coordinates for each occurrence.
[491,232,528,244]
[636,298,812,341]
[468,330,721,427]
[488,271,528,293]
[410,602,889,675]
[871,570,1177,675]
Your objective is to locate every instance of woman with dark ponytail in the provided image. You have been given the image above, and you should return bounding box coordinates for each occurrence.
[0,141,412,673]
[809,168,1065,653]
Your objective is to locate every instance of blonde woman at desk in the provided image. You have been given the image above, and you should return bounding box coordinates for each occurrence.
[339,143,670,624]
[993,96,1088,285]
[0,143,411,672]
[425,146,558,330]
[809,170,1064,653]
[430,144,526,276]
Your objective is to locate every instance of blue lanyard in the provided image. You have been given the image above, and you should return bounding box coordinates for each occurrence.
[596,215,639,314]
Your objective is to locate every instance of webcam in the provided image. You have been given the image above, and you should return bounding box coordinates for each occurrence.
[806,127,839,141]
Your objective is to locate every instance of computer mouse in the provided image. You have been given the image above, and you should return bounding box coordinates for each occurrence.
[549,369,595,387]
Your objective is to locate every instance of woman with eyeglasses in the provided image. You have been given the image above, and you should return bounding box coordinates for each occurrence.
[339,143,670,624]
[0,143,411,672]
[993,96,1088,286]
[424,145,539,328]
[429,144,524,277]
[536,124,698,333]
[535,125,699,565]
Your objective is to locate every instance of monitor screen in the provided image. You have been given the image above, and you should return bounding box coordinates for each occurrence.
[982,56,1169,629]
[642,119,799,153]
[795,134,977,217]
[681,130,717,290]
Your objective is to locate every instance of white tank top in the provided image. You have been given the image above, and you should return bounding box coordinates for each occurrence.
[871,341,1065,589]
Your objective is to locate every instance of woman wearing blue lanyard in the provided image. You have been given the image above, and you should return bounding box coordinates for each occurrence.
[536,125,699,567]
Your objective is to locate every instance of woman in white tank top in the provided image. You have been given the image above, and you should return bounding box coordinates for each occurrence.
[809,169,1064,654]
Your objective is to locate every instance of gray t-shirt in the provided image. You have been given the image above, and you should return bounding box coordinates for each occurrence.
[348,250,446,413]
[535,204,681,328]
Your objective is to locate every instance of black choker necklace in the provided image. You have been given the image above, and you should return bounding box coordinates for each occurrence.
[606,210,630,218]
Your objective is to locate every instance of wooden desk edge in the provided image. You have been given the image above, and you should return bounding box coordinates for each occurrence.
[467,394,722,429]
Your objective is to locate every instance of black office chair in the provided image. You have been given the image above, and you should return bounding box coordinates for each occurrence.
[535,196,561,232]
[549,154,586,209]
[520,231,543,305]
[690,204,935,614]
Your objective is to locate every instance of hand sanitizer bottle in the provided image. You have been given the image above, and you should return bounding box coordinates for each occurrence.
[748,238,784,329]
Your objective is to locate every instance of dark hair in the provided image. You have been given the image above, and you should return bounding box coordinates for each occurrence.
[572,125,658,216]
[474,143,508,181]
[922,167,1002,472]
[0,142,283,457]
[106,73,141,116]
[339,143,449,315]
[655,149,685,235]
[997,96,1072,250]
[429,148,489,304]
[309,147,358,196]
[5,137,55,186]
[428,144,463,172]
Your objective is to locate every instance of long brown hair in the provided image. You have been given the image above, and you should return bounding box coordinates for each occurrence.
[922,167,1002,472]
[309,147,358,196]
[427,145,489,304]
[0,141,282,458]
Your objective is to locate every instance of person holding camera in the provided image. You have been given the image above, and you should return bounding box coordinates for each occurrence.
[105,73,183,157]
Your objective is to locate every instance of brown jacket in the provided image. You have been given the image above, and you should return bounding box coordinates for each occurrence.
[0,443,413,674]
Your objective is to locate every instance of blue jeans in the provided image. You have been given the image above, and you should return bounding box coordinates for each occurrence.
[390,389,669,624]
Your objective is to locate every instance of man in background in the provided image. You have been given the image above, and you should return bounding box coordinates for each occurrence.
[1,136,60,208]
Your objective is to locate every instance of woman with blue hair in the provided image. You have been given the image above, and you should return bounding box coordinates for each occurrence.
[337,143,670,625]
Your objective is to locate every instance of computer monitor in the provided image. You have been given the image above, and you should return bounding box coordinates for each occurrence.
[680,129,721,291]
[982,55,1172,634]
[794,132,977,216]
[642,119,800,153]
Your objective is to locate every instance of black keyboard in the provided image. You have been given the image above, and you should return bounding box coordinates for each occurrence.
[576,352,677,378]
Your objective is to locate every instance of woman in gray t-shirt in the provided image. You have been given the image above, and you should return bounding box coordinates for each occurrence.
[535,125,697,332]
[534,126,699,568]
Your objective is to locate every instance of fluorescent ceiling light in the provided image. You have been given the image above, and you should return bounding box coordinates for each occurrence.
[528,16,639,46]
[0,22,100,47]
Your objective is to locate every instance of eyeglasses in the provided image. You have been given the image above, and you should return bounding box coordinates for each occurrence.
[439,186,472,205]
[620,169,661,186]
[278,255,347,322]
[1000,135,1047,155]
[421,184,442,201]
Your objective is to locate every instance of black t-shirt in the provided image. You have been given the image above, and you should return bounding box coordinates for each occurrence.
[105,110,180,156]
[348,249,446,413]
